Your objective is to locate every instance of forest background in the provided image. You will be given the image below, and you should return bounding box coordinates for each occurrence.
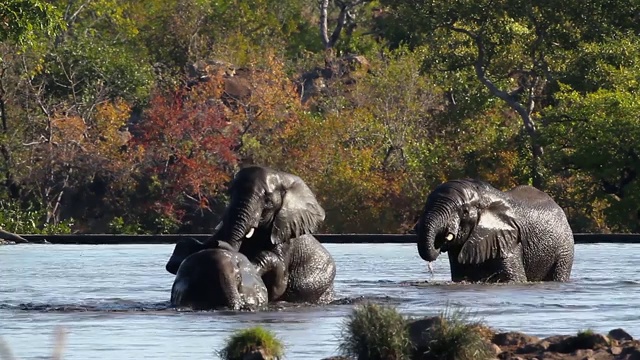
[1,0,639,235]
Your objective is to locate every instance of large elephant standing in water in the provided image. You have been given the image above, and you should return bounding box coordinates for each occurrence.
[168,238,268,311]
[415,179,574,283]
[169,166,336,304]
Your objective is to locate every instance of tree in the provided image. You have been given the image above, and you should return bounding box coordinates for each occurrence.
[131,79,239,232]
[378,0,640,188]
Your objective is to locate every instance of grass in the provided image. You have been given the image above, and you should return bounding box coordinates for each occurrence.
[217,326,284,360]
[420,306,494,360]
[337,302,412,360]
[577,328,596,337]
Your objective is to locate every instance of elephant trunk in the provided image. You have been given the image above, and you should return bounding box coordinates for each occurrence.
[225,197,260,249]
[416,204,449,262]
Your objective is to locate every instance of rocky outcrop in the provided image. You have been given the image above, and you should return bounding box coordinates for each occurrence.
[319,323,640,360]
[494,329,638,360]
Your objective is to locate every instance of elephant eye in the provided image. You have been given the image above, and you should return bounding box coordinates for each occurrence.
[264,194,275,209]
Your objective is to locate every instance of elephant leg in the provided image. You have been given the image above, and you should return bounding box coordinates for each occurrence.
[253,250,288,301]
[282,236,336,303]
[499,254,527,282]
[546,250,574,282]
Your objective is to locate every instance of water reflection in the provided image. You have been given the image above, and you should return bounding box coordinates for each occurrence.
[0,243,639,359]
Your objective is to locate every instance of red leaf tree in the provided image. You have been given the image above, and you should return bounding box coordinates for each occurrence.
[130,80,240,231]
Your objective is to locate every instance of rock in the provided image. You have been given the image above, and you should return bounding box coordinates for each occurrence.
[573,333,611,350]
[241,348,278,360]
[618,344,640,360]
[407,316,444,354]
[516,340,551,354]
[544,335,574,353]
[490,343,503,355]
[609,329,634,342]
[493,331,541,347]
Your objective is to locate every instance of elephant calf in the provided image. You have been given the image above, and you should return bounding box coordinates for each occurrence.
[168,238,268,311]
[415,179,575,283]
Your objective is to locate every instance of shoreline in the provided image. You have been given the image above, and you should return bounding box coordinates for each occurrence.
[3,233,640,245]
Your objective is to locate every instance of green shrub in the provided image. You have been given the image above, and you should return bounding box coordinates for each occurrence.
[217,326,284,360]
[338,302,412,360]
[577,328,596,337]
[423,306,493,360]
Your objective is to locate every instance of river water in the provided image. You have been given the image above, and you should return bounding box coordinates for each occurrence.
[0,243,639,359]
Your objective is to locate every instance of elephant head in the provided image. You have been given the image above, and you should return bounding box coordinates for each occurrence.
[215,166,325,250]
[165,237,207,275]
[170,248,269,311]
[415,179,520,265]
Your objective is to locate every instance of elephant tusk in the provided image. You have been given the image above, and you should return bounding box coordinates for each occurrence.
[245,228,255,239]
[445,233,454,241]
[214,221,223,232]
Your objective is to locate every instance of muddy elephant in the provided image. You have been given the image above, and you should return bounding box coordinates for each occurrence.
[415,179,574,283]
[199,166,336,304]
[168,238,268,311]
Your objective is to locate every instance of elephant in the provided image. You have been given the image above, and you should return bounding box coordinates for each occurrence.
[203,165,336,304]
[415,178,574,283]
[168,237,268,311]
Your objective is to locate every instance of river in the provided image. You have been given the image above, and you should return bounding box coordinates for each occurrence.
[1,243,639,359]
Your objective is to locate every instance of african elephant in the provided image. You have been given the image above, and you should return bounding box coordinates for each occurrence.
[168,238,268,311]
[205,165,336,304]
[415,179,574,283]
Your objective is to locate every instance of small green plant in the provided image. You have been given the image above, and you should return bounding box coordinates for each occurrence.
[108,216,143,234]
[217,326,284,360]
[577,328,596,337]
[424,306,493,360]
[338,302,412,360]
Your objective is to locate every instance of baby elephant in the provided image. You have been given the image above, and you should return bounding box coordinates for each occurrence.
[167,238,268,311]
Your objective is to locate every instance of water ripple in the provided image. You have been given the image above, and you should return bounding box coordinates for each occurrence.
[1,243,640,360]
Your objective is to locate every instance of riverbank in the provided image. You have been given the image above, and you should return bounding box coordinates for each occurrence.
[6,233,640,245]
[219,303,639,360]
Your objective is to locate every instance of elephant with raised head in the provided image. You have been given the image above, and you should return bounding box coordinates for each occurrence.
[168,237,268,311]
[415,179,574,283]
[201,166,336,303]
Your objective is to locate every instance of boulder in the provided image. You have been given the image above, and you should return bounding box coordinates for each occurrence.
[609,329,634,342]
[493,331,540,347]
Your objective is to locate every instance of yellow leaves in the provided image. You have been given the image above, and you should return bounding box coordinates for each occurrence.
[51,115,86,144]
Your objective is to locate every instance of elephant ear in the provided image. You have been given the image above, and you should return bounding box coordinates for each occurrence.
[458,199,520,264]
[271,174,325,245]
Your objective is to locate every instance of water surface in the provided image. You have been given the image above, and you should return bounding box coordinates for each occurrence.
[1,243,639,359]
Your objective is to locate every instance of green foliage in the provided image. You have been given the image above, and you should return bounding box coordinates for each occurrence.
[0,0,66,48]
[423,306,493,360]
[0,0,639,233]
[107,217,142,235]
[217,326,284,360]
[543,84,640,232]
[0,200,73,234]
[577,328,596,337]
[338,302,412,360]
